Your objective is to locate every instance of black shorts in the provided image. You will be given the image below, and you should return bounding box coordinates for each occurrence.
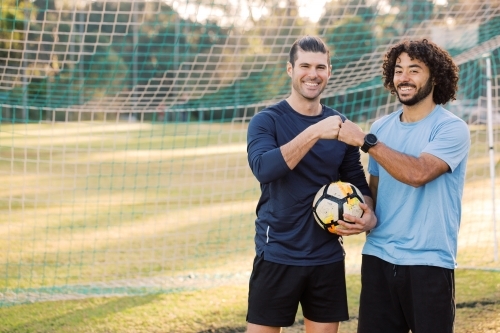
[358,255,455,333]
[246,255,349,327]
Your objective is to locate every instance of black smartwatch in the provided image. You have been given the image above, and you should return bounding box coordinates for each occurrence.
[361,133,378,153]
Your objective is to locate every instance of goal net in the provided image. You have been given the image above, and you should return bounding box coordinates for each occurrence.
[0,0,499,305]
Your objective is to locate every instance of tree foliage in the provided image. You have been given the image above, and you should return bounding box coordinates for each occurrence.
[0,0,498,120]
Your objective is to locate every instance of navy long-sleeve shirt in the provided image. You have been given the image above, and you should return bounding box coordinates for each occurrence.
[247,100,371,266]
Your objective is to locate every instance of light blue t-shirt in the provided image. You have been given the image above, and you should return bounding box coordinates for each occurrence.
[365,105,470,269]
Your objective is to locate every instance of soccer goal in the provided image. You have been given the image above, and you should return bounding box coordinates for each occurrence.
[0,0,499,306]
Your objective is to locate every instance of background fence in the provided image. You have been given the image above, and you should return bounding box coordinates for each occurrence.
[0,0,499,306]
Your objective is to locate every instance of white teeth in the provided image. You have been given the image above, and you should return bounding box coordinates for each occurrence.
[305,82,318,86]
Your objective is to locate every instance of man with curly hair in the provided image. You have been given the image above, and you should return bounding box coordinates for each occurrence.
[336,39,470,333]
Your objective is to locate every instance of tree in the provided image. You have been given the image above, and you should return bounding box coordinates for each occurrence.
[0,0,36,89]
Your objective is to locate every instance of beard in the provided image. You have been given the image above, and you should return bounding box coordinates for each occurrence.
[396,78,433,106]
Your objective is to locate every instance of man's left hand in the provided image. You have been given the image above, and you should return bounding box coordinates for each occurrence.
[335,202,377,236]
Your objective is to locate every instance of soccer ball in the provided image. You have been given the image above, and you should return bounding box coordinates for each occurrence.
[312,181,365,234]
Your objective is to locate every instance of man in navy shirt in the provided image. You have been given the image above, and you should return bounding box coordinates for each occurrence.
[246,35,377,333]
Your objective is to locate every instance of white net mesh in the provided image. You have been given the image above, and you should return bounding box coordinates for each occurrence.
[0,0,499,305]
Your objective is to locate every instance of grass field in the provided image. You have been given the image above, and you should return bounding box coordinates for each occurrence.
[0,120,499,331]
[0,269,498,333]
[0,122,258,295]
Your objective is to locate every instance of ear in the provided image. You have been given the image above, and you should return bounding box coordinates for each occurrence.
[286,62,293,77]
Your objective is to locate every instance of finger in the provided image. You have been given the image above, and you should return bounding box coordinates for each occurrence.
[337,219,362,230]
[336,228,362,236]
[358,202,370,211]
[337,220,351,228]
[341,214,361,224]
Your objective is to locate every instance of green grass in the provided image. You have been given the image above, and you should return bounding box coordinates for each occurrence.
[0,122,256,291]
[0,121,499,312]
[0,269,498,333]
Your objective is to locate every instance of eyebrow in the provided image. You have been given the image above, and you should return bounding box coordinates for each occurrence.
[298,62,327,66]
[395,64,423,69]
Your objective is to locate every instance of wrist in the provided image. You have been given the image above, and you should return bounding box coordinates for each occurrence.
[306,124,322,142]
[361,133,378,153]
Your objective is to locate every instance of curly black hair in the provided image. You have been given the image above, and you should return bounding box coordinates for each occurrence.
[382,39,459,105]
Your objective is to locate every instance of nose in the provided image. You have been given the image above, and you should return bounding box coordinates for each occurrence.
[307,69,318,78]
[397,71,410,82]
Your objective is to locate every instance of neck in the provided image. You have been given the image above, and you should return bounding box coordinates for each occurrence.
[400,99,437,123]
[286,96,322,116]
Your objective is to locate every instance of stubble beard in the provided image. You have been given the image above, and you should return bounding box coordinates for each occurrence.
[396,78,433,106]
[294,82,326,101]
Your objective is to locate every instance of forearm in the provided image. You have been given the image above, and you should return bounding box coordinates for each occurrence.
[368,175,378,208]
[368,142,443,187]
[363,195,374,211]
[338,119,440,187]
[280,125,320,170]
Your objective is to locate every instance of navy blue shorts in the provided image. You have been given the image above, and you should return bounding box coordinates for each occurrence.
[246,255,349,327]
[357,255,455,333]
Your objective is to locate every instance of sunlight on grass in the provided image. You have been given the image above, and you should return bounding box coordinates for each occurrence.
[0,121,498,306]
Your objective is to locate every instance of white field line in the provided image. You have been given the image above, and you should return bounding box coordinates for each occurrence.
[0,123,153,138]
[70,143,247,162]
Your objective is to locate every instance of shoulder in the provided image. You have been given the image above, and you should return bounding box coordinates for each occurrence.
[252,101,289,120]
[371,110,402,131]
[250,102,281,123]
[436,105,467,123]
[433,106,469,133]
[249,101,291,132]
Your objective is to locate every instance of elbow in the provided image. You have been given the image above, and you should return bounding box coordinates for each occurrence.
[250,161,274,184]
[251,164,290,184]
[404,173,431,188]
[407,181,424,188]
[253,169,277,184]
[249,151,289,184]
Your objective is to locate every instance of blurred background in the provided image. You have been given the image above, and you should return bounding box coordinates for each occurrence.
[0,0,499,306]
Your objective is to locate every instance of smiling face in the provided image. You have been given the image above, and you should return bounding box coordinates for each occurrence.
[394,52,434,106]
[287,49,331,102]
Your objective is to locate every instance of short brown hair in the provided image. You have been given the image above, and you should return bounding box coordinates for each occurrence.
[289,36,331,68]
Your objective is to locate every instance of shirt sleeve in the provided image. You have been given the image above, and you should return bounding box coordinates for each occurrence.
[422,118,470,172]
[247,111,290,184]
[338,144,372,198]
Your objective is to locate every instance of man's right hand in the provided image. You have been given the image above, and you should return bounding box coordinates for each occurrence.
[338,119,365,147]
[314,115,343,140]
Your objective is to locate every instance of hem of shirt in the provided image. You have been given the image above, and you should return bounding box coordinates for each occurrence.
[261,252,345,267]
[361,248,456,270]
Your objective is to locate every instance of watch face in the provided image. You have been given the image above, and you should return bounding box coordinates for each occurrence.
[366,133,377,145]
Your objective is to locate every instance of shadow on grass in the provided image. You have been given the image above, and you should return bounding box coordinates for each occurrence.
[456,299,498,308]
[4,294,162,333]
[197,327,246,333]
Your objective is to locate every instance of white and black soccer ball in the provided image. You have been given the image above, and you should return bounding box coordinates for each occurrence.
[312,181,365,234]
